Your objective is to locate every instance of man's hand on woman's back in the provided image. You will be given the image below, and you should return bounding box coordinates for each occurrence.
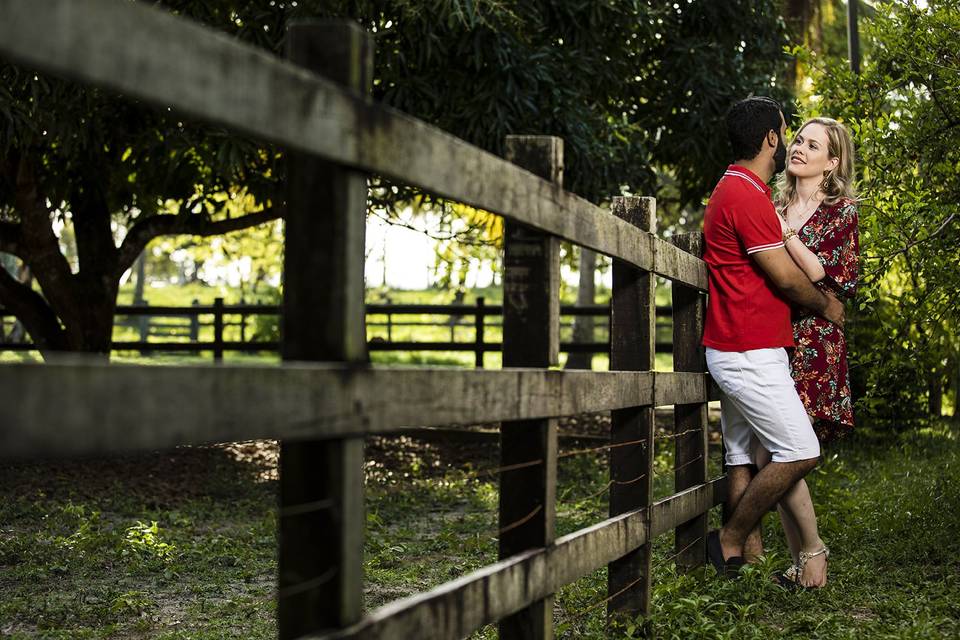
[822,292,845,328]
[752,248,845,327]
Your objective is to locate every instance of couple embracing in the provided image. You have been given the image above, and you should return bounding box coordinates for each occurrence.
[703,97,860,589]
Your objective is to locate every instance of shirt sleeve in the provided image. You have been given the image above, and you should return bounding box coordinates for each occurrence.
[816,201,860,299]
[732,198,784,255]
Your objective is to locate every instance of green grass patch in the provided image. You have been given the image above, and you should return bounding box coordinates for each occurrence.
[6,419,953,637]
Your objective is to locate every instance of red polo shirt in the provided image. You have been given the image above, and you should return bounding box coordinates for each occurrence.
[702,165,794,351]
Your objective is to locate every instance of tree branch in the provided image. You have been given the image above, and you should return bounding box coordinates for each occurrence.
[0,264,68,354]
[0,221,23,258]
[115,207,283,278]
[880,212,957,259]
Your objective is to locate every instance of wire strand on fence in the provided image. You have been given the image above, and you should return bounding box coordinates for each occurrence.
[652,427,704,442]
[577,573,648,616]
[277,566,338,600]
[573,534,708,618]
[279,498,336,518]
[497,505,543,536]
[457,458,545,483]
[563,471,648,507]
[670,454,704,476]
[453,437,651,486]
[652,535,704,570]
[557,437,648,460]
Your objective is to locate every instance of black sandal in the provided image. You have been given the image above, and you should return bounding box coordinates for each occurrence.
[707,529,746,578]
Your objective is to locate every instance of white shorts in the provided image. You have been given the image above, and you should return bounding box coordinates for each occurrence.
[706,347,820,465]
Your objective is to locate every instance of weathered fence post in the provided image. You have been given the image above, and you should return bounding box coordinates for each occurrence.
[669,232,709,572]
[608,196,656,629]
[137,299,150,357]
[212,297,224,362]
[239,296,247,343]
[566,247,597,370]
[475,296,485,368]
[499,135,562,640]
[278,20,371,639]
[189,299,200,343]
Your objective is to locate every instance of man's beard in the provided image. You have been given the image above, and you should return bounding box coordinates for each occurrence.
[774,135,787,174]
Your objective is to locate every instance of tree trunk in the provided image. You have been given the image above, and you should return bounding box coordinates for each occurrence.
[62,281,118,355]
[952,359,960,418]
[782,0,818,90]
[133,251,147,305]
[929,371,943,417]
[15,263,119,357]
[2,158,119,358]
[565,247,596,370]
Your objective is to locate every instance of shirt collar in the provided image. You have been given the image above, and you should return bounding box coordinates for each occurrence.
[725,164,771,196]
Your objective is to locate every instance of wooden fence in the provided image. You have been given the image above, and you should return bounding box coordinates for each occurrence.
[0,2,722,638]
[0,301,674,363]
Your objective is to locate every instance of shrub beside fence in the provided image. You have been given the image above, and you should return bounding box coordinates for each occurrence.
[0,2,723,638]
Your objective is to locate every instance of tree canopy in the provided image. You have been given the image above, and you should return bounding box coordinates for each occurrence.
[0,0,791,355]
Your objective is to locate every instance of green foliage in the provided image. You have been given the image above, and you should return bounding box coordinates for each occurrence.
[0,0,791,310]
[0,64,277,228]
[803,1,960,421]
[122,521,177,564]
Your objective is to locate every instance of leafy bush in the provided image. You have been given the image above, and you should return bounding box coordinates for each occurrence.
[805,1,960,423]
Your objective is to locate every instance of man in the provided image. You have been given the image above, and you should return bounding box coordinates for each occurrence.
[702,96,844,575]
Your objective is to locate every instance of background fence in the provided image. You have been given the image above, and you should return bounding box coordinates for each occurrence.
[0,301,675,364]
[0,2,723,638]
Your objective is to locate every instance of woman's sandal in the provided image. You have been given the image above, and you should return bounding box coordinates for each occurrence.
[774,546,830,590]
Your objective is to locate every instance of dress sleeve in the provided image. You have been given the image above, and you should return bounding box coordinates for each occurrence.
[816,201,860,299]
[733,199,784,255]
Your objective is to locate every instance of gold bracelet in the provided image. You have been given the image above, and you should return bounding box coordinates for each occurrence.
[783,228,798,243]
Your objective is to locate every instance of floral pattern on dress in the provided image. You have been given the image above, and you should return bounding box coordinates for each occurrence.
[789,199,859,443]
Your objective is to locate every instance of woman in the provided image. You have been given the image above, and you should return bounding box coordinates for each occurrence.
[758,117,860,589]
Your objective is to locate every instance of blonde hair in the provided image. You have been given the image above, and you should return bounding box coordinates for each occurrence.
[777,117,857,211]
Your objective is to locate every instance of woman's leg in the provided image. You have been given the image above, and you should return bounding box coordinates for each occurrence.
[755,445,828,587]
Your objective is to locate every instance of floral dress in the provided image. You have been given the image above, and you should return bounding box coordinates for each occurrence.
[789,198,860,443]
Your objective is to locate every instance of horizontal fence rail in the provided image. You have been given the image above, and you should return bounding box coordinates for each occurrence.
[0,0,705,291]
[313,479,727,640]
[0,360,712,458]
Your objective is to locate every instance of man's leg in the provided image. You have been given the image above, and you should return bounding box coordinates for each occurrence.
[725,465,763,562]
[715,348,822,563]
[719,456,818,561]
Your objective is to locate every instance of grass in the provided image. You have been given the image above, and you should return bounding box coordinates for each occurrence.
[0,445,276,638]
[3,419,960,638]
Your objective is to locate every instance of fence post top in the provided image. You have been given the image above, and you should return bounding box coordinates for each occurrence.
[286,19,374,94]
[612,196,656,234]
[669,232,704,257]
[504,136,564,185]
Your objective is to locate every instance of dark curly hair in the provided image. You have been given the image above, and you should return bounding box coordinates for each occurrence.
[726,96,783,161]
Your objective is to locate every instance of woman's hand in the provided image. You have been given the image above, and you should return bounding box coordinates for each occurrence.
[778,212,790,234]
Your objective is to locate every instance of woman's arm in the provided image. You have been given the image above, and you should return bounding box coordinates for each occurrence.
[776,213,826,283]
[783,231,826,282]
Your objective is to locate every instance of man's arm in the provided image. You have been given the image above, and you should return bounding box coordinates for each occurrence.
[751,247,844,326]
